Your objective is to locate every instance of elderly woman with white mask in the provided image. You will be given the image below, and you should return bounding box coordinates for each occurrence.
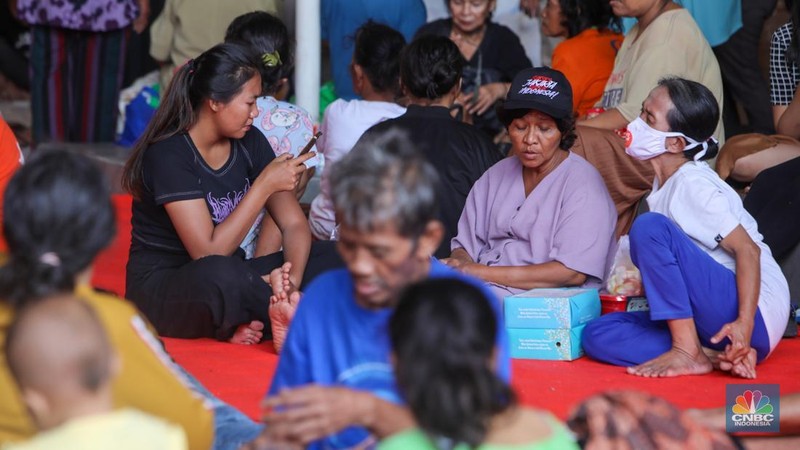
[583,78,790,381]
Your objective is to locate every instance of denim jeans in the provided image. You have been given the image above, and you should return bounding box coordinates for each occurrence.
[177,365,264,450]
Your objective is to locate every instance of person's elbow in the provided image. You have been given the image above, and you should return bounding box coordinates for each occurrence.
[563,270,587,287]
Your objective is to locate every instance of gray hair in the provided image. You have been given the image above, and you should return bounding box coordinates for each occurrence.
[330,130,440,238]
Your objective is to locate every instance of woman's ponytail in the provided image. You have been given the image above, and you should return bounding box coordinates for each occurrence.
[0,151,115,306]
[122,61,197,199]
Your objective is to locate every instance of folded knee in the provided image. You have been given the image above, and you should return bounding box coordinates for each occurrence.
[630,212,671,240]
[582,317,616,356]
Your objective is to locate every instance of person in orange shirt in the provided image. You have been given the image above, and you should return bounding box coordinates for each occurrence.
[0,115,24,254]
[540,0,622,118]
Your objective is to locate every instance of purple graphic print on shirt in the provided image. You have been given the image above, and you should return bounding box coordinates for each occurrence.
[207,179,250,224]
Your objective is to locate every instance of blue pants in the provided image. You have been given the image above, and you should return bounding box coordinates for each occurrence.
[583,213,771,366]
[178,366,264,450]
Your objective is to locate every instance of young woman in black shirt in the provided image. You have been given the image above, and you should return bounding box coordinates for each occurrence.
[122,43,338,345]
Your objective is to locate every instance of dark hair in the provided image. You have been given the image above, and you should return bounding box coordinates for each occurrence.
[330,130,440,238]
[658,77,720,161]
[400,35,464,100]
[0,151,115,306]
[787,0,800,65]
[559,0,622,38]
[225,11,294,95]
[122,43,260,199]
[500,108,577,151]
[390,278,515,448]
[353,21,406,96]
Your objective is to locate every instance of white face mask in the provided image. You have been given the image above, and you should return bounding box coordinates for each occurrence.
[624,117,690,161]
[624,117,716,161]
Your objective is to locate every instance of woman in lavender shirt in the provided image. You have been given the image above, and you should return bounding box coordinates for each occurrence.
[444,67,616,300]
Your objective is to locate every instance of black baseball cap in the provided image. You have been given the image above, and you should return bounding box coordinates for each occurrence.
[498,67,573,124]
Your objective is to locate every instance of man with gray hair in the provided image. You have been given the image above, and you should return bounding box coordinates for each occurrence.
[256,131,510,449]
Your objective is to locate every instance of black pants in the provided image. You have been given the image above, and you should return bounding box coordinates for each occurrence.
[744,156,800,260]
[126,241,343,341]
[714,0,777,137]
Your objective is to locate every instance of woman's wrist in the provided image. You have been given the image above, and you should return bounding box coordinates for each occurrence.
[253,174,279,199]
[461,261,483,278]
[735,315,755,328]
[497,82,510,99]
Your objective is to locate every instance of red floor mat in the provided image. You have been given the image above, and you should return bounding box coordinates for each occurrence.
[100,194,800,421]
[91,194,133,297]
[164,337,800,421]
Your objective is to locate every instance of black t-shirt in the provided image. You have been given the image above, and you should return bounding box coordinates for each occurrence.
[131,127,274,255]
[359,105,504,259]
[415,20,531,136]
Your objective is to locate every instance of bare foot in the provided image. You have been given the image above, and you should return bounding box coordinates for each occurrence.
[269,291,300,353]
[229,320,265,345]
[267,262,293,300]
[627,346,713,377]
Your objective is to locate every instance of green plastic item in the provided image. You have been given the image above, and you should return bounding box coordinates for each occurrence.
[287,80,338,120]
[319,80,337,120]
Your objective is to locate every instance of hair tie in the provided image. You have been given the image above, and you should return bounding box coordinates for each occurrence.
[187,58,195,74]
[262,51,282,68]
[39,252,61,267]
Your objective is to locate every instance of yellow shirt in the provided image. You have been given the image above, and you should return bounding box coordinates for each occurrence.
[149,0,280,88]
[2,409,187,450]
[0,286,213,450]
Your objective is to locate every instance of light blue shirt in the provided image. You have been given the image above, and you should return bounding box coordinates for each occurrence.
[321,0,426,100]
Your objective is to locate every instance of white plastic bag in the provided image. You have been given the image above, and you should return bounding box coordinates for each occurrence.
[606,235,643,296]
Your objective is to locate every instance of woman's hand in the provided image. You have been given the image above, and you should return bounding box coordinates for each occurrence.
[257,152,316,195]
[711,317,754,365]
[464,83,510,116]
[295,166,315,199]
[441,248,474,270]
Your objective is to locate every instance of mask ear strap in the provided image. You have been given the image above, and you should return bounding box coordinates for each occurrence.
[689,137,718,161]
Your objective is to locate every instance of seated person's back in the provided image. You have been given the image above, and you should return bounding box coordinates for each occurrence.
[359,35,502,258]
[379,278,578,450]
[3,294,187,450]
[309,21,407,240]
